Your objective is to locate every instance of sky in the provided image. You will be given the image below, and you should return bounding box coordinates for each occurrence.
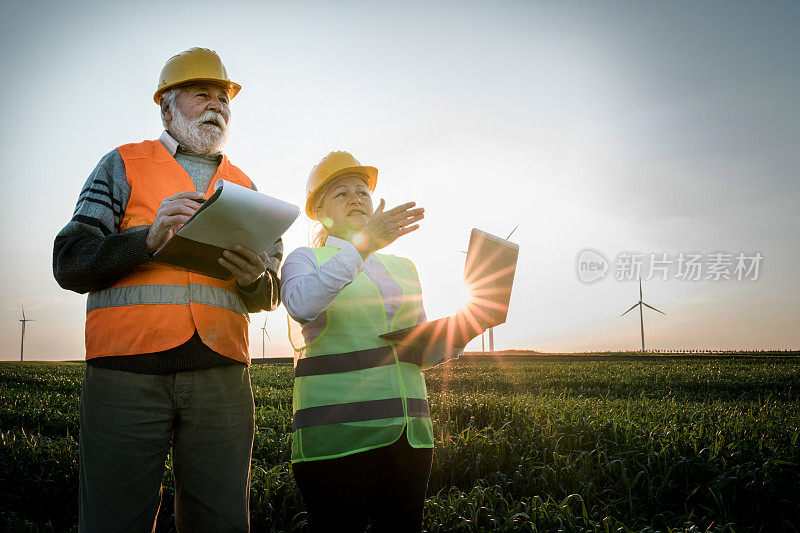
[1,0,798,361]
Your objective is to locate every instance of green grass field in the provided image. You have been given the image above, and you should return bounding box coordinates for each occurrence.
[1,356,799,532]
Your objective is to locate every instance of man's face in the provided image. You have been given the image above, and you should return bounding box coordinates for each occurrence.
[162,83,232,156]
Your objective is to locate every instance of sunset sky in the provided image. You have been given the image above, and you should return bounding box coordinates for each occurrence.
[1,1,798,360]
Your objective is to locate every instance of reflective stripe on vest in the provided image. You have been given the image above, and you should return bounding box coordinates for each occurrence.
[84,140,253,361]
[87,283,247,316]
[294,345,422,377]
[293,397,430,431]
[291,246,434,463]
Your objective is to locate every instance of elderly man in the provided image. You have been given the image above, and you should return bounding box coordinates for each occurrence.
[53,48,280,532]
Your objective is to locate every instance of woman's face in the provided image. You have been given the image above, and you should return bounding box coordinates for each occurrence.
[317,174,373,239]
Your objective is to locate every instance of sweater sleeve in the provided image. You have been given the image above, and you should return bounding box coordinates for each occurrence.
[52,149,152,294]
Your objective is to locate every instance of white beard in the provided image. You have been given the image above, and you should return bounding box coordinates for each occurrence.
[169,107,230,156]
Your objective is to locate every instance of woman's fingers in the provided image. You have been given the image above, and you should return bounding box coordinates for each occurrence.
[379,204,424,230]
[359,201,425,255]
[397,224,419,237]
[384,202,416,216]
[386,211,424,233]
[399,212,425,226]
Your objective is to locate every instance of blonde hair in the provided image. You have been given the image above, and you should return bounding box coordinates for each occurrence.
[310,221,329,248]
[308,181,332,247]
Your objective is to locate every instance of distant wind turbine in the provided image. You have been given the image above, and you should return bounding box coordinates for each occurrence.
[620,278,666,352]
[19,303,34,362]
[260,315,270,359]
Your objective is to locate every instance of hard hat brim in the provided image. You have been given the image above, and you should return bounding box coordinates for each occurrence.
[305,165,378,219]
[153,79,242,104]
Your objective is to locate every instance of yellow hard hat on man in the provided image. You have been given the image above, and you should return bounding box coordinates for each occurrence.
[305,151,378,220]
[154,47,241,104]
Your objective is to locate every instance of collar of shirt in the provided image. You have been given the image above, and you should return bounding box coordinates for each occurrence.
[324,235,354,250]
[159,130,180,156]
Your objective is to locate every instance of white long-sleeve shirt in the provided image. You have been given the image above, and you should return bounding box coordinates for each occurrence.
[281,236,457,368]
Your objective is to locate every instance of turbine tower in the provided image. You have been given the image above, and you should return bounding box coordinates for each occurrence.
[620,278,665,352]
[19,303,34,362]
[260,315,270,359]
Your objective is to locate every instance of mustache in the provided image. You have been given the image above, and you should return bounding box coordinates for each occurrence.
[197,110,227,129]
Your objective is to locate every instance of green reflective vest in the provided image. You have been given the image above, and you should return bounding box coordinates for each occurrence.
[291,245,435,463]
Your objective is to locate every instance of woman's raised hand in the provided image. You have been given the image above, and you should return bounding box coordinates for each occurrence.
[353,199,425,259]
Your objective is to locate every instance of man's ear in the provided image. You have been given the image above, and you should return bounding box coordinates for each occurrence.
[160,99,172,125]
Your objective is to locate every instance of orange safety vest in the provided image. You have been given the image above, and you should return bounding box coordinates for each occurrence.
[84,140,253,363]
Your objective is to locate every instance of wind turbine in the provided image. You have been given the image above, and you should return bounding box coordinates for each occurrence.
[620,278,665,352]
[260,315,270,359]
[19,303,34,362]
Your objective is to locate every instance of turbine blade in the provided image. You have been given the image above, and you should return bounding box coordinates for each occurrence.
[642,302,666,315]
[620,302,639,317]
[639,278,642,300]
[21,303,25,321]
[263,315,268,328]
[505,224,519,241]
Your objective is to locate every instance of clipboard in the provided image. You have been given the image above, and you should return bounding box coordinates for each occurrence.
[153,180,300,279]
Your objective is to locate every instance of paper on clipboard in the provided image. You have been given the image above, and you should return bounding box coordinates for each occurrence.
[175,180,299,253]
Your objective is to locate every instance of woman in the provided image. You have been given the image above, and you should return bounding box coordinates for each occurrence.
[281,151,480,532]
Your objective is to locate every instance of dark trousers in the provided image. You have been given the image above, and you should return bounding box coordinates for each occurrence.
[78,365,255,533]
[292,432,433,533]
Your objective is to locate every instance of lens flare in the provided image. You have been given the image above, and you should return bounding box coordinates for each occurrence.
[351,231,369,250]
[455,279,474,311]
